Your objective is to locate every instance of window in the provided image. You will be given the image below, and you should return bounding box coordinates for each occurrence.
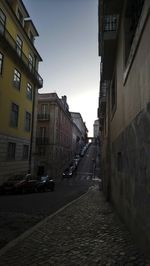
[40,104,49,119]
[41,104,48,114]
[17,9,24,25]
[25,112,31,131]
[111,73,117,119]
[28,54,33,71]
[111,74,116,111]
[0,52,3,75]
[39,147,46,156]
[26,83,32,100]
[16,35,23,57]
[40,127,46,139]
[23,145,29,160]
[7,142,16,160]
[29,31,34,43]
[10,103,19,127]
[104,15,118,32]
[124,0,145,65]
[117,152,123,172]
[0,8,6,35]
[13,69,21,90]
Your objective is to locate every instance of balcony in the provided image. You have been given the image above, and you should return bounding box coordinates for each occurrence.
[103,15,118,40]
[99,80,109,118]
[37,113,50,120]
[0,24,43,88]
[36,137,49,145]
[100,80,108,98]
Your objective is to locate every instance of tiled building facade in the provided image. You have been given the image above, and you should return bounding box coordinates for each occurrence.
[0,0,42,183]
[70,112,88,148]
[98,0,150,256]
[35,93,73,179]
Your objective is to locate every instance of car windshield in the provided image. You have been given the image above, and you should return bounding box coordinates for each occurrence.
[40,176,48,181]
[64,168,69,172]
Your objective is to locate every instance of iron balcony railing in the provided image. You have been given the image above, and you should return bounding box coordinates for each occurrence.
[0,23,43,88]
[37,113,50,120]
[100,80,109,100]
[104,15,118,32]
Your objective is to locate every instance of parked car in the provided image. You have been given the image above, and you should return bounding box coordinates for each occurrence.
[73,159,79,169]
[69,161,77,172]
[62,167,73,178]
[0,174,37,194]
[36,175,55,192]
[80,147,86,157]
[73,156,80,169]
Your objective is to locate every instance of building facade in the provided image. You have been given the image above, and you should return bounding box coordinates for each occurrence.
[0,0,43,183]
[98,0,150,256]
[70,112,88,148]
[93,119,99,138]
[35,93,73,179]
[72,121,83,156]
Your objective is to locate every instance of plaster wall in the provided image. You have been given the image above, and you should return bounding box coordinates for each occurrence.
[110,5,150,255]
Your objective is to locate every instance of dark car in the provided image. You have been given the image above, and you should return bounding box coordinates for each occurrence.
[36,175,55,192]
[62,167,73,178]
[0,174,37,194]
[73,156,80,168]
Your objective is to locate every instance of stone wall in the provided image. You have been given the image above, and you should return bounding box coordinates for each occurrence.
[111,101,150,255]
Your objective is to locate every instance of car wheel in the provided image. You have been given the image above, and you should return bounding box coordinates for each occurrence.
[51,184,55,191]
[21,187,26,194]
[42,186,46,192]
[34,187,38,193]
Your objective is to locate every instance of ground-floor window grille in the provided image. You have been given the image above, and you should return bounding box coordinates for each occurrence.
[7,142,16,160]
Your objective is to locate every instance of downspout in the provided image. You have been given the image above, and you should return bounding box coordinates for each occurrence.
[29,84,36,174]
[107,83,111,201]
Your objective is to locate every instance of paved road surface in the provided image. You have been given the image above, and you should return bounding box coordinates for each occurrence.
[0,143,99,248]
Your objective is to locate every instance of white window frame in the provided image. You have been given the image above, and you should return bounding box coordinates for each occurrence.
[16,35,23,57]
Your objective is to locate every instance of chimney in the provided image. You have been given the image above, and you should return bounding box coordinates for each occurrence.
[61,95,67,104]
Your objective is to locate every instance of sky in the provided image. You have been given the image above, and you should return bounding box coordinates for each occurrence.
[23,0,100,136]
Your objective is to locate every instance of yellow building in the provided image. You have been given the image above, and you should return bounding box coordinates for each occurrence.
[0,0,43,183]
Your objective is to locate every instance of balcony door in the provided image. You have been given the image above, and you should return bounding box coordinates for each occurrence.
[41,104,48,119]
[16,35,23,57]
[41,104,48,115]
[40,127,46,139]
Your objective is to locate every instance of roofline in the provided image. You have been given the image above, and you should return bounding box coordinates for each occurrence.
[20,0,30,18]
[24,19,39,36]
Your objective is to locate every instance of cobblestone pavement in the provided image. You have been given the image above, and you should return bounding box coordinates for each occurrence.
[0,185,149,266]
[0,212,42,249]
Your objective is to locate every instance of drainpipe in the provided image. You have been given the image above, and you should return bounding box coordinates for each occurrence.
[107,84,111,201]
[29,84,36,174]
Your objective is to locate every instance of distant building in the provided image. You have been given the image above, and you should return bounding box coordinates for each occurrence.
[0,0,43,183]
[35,93,73,178]
[98,0,150,256]
[93,119,99,138]
[70,112,88,148]
[72,121,83,156]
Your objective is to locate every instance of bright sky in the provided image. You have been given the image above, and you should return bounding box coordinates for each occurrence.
[23,0,100,137]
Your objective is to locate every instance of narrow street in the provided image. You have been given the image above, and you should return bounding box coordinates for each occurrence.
[0,183,149,265]
[0,143,98,249]
[0,143,149,265]
[1,0,150,263]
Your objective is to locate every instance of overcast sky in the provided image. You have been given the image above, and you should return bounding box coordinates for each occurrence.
[23,0,100,136]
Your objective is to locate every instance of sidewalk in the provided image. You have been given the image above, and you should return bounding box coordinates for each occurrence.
[0,185,149,266]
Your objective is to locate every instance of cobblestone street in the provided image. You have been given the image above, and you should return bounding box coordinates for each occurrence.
[0,185,149,266]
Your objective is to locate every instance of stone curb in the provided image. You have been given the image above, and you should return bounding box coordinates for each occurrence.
[0,189,90,257]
